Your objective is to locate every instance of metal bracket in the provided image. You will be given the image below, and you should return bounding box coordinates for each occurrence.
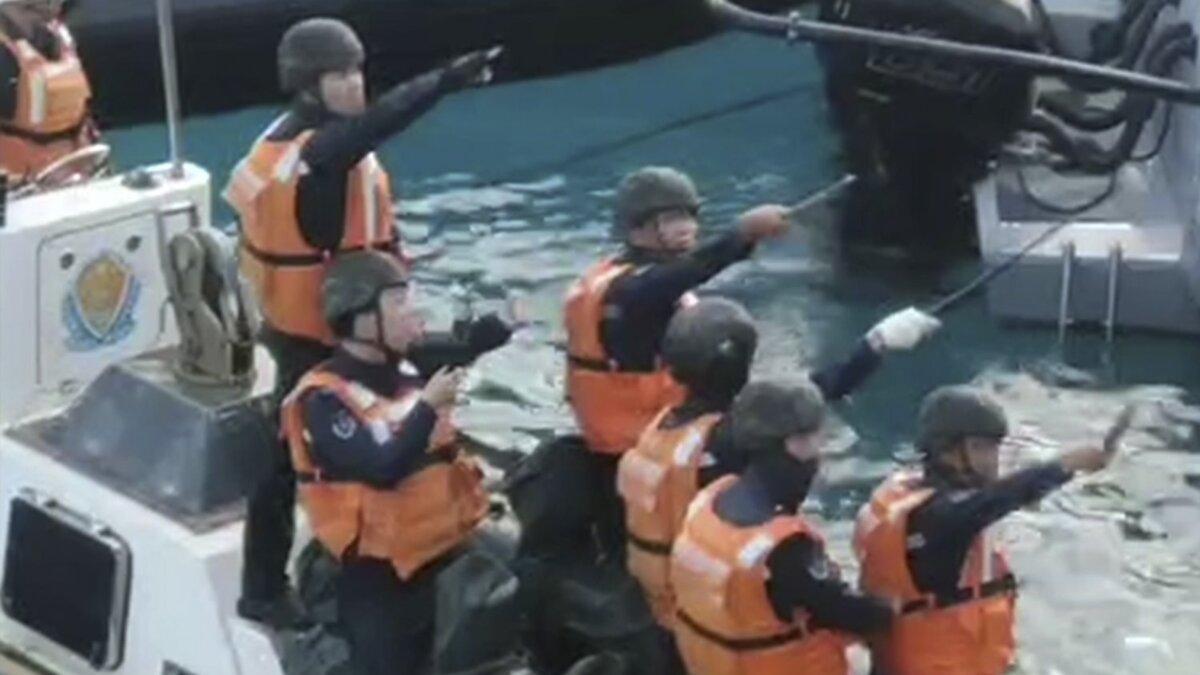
[1057,241,1075,345]
[786,10,802,42]
[1104,243,1123,344]
[154,201,202,340]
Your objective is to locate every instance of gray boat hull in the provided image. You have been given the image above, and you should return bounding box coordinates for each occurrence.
[974,0,1200,335]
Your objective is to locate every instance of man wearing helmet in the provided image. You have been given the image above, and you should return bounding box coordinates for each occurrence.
[562,167,801,557]
[280,250,504,673]
[564,167,793,461]
[853,385,1117,674]
[564,165,940,552]
[670,380,898,675]
[616,297,938,651]
[226,17,500,628]
[227,16,498,355]
[0,0,99,182]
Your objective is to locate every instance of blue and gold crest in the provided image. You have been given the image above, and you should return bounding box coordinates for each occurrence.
[63,251,141,352]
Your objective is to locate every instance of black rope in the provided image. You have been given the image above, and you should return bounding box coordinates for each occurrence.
[1035,25,1193,133]
[1131,103,1175,161]
[1016,167,1120,215]
[1089,0,1153,62]
[477,82,816,187]
[1030,0,1068,57]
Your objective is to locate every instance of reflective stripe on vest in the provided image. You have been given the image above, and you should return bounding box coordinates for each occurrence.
[670,477,850,675]
[225,125,399,343]
[280,368,485,579]
[562,258,692,454]
[853,469,1017,675]
[618,408,722,627]
[0,22,92,178]
[361,152,382,243]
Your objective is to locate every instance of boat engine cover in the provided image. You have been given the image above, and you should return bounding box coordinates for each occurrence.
[816,0,1041,184]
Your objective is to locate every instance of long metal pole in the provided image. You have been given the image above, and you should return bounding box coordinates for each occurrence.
[708,0,1200,106]
[785,174,857,219]
[155,0,185,178]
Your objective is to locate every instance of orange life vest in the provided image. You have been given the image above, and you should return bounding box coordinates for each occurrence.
[224,121,399,345]
[670,476,851,675]
[0,21,94,180]
[281,369,487,580]
[563,257,694,455]
[853,469,1017,675]
[617,407,722,627]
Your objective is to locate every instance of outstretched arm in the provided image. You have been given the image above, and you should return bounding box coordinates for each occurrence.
[810,307,941,402]
[407,313,514,378]
[766,534,894,635]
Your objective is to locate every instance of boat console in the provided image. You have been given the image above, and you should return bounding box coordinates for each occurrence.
[0,163,285,675]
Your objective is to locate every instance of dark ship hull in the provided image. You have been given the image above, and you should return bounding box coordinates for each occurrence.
[70,0,794,127]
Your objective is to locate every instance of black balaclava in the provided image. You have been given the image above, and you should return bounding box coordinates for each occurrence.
[729,379,826,514]
[748,448,819,514]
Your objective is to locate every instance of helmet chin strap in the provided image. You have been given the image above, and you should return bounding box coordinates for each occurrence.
[298,87,322,107]
[652,216,670,250]
[298,86,343,122]
[629,217,681,261]
[372,304,406,364]
[952,446,986,488]
[925,446,984,488]
[344,301,405,365]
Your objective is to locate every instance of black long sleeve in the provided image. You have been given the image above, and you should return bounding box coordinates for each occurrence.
[300,69,447,174]
[765,534,894,635]
[406,313,513,378]
[907,462,1073,593]
[601,232,754,370]
[303,390,437,489]
[808,338,883,403]
[294,69,450,251]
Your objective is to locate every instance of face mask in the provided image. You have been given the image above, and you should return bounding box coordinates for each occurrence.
[756,450,819,511]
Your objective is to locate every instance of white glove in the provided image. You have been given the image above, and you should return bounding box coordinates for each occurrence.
[867,307,941,353]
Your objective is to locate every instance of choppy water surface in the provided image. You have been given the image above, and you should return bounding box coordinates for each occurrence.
[112,34,1200,674]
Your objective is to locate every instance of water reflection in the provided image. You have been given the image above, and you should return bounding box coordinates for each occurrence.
[406,169,1200,674]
